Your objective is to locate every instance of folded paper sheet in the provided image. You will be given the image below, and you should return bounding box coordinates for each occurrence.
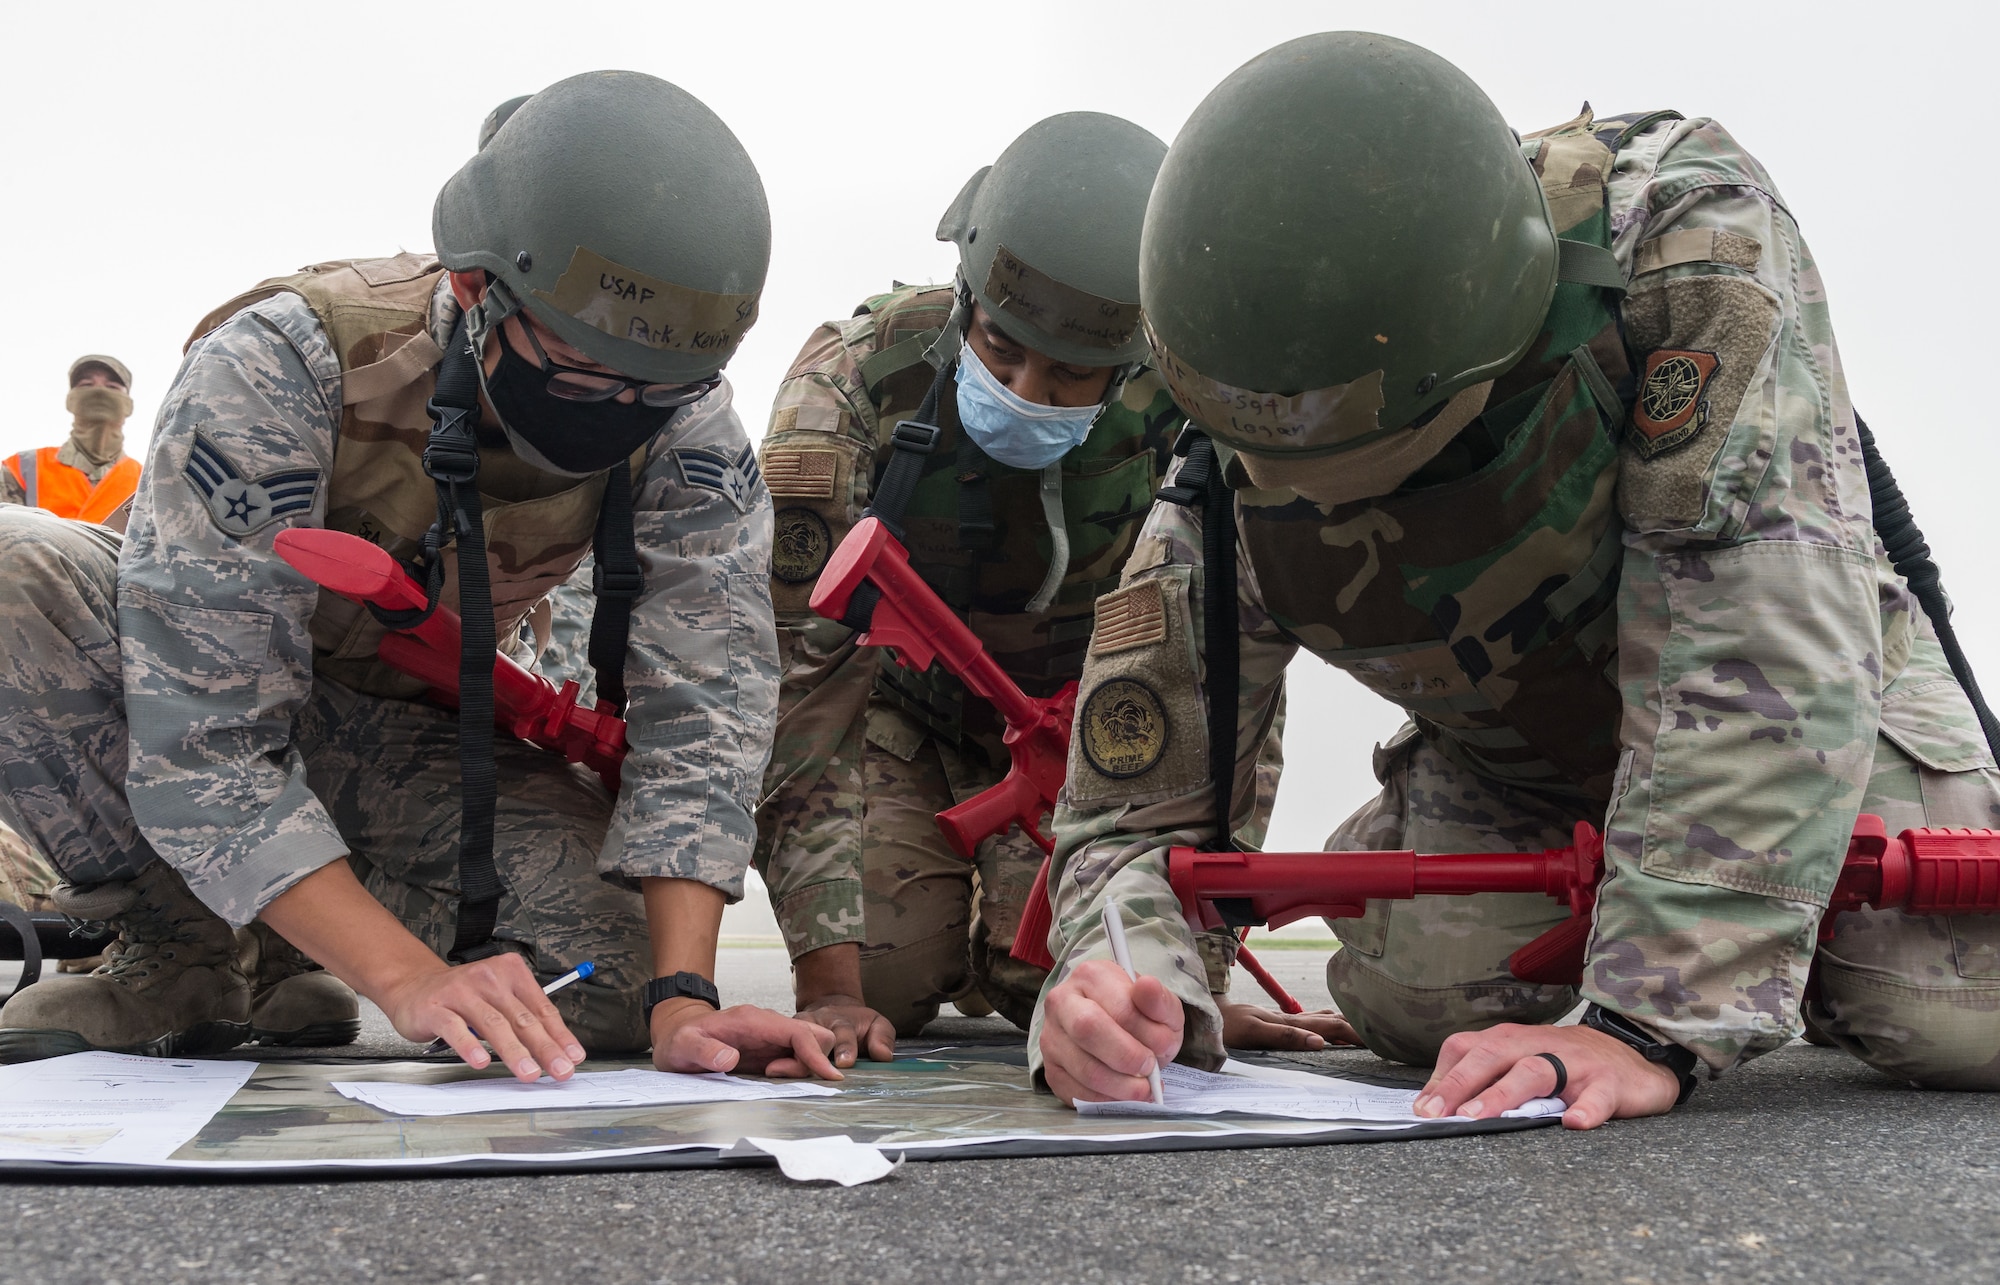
[721,1135,904,1186]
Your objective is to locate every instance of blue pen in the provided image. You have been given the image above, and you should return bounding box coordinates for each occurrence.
[424,960,595,1054]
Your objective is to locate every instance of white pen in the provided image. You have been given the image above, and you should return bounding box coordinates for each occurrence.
[1100,902,1166,1106]
[424,960,596,1055]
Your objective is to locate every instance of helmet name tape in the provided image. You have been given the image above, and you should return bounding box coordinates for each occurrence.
[1148,322,1388,456]
[532,246,760,355]
[984,243,1140,353]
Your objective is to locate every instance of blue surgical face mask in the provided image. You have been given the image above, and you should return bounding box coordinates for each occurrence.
[953,341,1102,470]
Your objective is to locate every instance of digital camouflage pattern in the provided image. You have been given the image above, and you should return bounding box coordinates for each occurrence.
[752,283,1205,1014]
[1038,109,2000,1088]
[0,502,651,1051]
[0,255,777,948]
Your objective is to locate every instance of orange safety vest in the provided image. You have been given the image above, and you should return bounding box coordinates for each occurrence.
[4,447,141,525]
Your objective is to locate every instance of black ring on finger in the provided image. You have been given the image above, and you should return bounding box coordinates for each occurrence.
[1534,1051,1568,1097]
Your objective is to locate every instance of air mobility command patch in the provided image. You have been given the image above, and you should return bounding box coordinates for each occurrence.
[1629,350,1719,459]
[772,507,832,584]
[1079,677,1170,778]
[183,432,321,538]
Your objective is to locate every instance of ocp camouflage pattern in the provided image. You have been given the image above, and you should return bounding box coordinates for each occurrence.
[1037,109,2000,1086]
[752,283,1184,967]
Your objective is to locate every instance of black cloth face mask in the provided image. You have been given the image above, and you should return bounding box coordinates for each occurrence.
[477,321,704,477]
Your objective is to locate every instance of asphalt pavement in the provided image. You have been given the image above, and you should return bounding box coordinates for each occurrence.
[2,946,1996,1284]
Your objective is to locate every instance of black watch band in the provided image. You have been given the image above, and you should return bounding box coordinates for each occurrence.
[1582,1004,1699,1105]
[643,971,720,1023]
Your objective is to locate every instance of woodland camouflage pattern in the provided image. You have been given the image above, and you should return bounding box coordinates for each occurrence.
[1038,110,2000,1088]
[0,259,777,1020]
[753,283,1257,1022]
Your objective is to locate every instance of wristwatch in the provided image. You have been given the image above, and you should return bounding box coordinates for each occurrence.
[643,971,721,1023]
[1581,1004,1700,1105]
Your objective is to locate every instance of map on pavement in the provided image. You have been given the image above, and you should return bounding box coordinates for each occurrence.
[0,1046,1554,1178]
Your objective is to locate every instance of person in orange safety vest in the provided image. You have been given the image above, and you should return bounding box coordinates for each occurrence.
[3,354,142,532]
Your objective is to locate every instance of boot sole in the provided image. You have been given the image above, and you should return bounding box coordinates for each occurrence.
[0,1020,252,1065]
[248,1019,362,1048]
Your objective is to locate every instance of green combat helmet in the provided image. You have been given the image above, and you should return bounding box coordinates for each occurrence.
[938,112,1168,370]
[435,70,770,384]
[476,94,532,151]
[1141,32,1558,503]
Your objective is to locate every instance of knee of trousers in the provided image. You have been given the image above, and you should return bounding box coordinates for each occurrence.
[860,930,970,1038]
[1810,960,2000,1091]
[1327,950,1578,1067]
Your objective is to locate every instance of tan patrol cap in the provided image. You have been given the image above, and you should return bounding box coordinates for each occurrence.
[68,354,133,390]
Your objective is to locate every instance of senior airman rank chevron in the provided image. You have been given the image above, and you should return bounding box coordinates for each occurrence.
[672,443,762,513]
[182,432,323,538]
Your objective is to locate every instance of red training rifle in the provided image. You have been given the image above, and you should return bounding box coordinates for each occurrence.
[809,515,1304,1010]
[273,528,627,796]
[1170,814,2000,986]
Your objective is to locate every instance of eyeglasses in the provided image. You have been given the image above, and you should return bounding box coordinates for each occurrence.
[515,317,719,409]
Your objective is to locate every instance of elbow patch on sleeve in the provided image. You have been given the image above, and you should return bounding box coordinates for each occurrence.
[1617,270,1783,533]
[1065,571,1208,808]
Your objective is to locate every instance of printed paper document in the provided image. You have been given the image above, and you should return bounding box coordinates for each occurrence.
[332,1067,841,1117]
[1075,1060,1562,1124]
[0,1051,256,1165]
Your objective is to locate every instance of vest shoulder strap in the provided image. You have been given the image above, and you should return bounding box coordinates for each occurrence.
[183,253,446,405]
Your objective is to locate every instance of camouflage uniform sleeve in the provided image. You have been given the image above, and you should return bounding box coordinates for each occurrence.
[753,317,893,956]
[118,292,347,925]
[1028,465,1296,1079]
[1590,117,1900,1071]
[608,376,779,900]
[0,461,24,506]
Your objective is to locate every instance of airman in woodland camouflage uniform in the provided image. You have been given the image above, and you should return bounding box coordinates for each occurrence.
[1036,34,2000,1122]
[0,73,837,1085]
[752,114,1324,1063]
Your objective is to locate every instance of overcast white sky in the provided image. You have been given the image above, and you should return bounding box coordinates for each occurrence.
[3,0,1993,854]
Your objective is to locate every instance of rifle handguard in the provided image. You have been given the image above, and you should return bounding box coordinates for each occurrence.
[274,529,627,795]
[1170,816,2000,987]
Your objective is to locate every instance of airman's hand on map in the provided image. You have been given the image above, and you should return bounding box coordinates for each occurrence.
[797,994,898,1068]
[1039,959,1183,1106]
[1219,1001,1360,1052]
[381,953,586,1084]
[651,999,845,1081]
[1412,1021,1681,1130]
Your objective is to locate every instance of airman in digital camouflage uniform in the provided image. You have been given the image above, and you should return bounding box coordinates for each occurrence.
[1036,33,2000,1122]
[751,114,1330,1064]
[0,72,838,1084]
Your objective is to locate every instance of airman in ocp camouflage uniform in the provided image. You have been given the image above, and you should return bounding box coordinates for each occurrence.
[0,73,839,1086]
[1035,33,2000,1120]
[751,114,1317,1061]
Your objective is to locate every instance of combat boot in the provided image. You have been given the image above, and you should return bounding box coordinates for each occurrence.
[0,860,251,1063]
[237,920,360,1047]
